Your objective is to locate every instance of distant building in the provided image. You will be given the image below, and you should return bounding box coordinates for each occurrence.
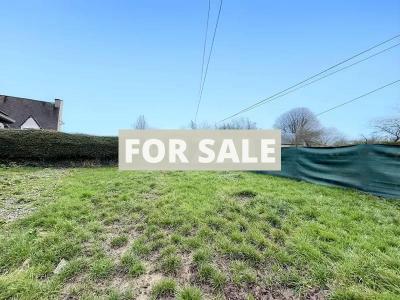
[0,95,63,130]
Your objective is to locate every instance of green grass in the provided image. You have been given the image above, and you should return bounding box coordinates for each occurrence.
[120,253,145,277]
[178,286,203,300]
[151,278,177,299]
[110,235,128,249]
[0,167,399,299]
[230,261,257,286]
[159,253,182,275]
[90,257,114,279]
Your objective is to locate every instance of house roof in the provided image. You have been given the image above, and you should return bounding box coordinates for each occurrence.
[0,109,15,124]
[0,95,61,130]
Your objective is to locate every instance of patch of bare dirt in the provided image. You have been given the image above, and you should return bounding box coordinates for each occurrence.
[224,283,294,300]
[60,273,86,300]
[0,199,36,223]
[61,230,166,299]
[223,284,327,300]
[103,224,138,261]
[234,190,257,201]
[141,190,162,201]
[303,288,327,300]
[0,169,69,223]
[135,272,164,300]
[219,172,244,181]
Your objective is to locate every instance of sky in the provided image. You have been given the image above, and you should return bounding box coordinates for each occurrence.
[1,0,399,138]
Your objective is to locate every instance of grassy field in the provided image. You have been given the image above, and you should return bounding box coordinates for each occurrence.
[0,167,399,300]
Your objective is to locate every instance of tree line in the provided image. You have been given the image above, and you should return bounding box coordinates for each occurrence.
[132,106,400,146]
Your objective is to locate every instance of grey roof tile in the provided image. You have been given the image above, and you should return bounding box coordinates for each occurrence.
[0,95,61,130]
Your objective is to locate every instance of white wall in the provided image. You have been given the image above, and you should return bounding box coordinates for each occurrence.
[21,117,40,129]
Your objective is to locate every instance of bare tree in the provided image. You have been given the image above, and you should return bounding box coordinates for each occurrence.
[189,120,197,130]
[217,117,257,130]
[188,120,213,129]
[372,117,400,142]
[353,134,381,145]
[320,127,347,146]
[274,107,323,146]
[134,115,148,130]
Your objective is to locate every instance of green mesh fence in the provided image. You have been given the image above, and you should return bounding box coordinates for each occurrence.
[262,144,400,199]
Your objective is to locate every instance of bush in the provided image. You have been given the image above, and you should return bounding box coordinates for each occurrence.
[0,129,117,164]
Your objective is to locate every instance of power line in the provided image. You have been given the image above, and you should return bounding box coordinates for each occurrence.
[219,33,400,122]
[200,0,223,96]
[194,0,223,123]
[316,79,400,116]
[218,33,400,122]
[198,0,211,98]
[223,41,400,118]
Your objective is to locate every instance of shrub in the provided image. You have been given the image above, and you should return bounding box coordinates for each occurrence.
[0,129,117,163]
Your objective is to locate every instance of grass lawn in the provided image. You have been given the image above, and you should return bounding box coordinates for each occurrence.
[0,167,399,299]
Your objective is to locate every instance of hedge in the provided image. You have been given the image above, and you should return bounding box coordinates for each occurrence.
[0,129,118,163]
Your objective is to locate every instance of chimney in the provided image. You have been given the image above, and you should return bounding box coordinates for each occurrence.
[54,99,63,131]
[54,98,62,108]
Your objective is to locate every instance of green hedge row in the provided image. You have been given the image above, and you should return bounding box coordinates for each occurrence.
[0,130,118,162]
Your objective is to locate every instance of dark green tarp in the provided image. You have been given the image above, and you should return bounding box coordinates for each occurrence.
[262,144,400,199]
